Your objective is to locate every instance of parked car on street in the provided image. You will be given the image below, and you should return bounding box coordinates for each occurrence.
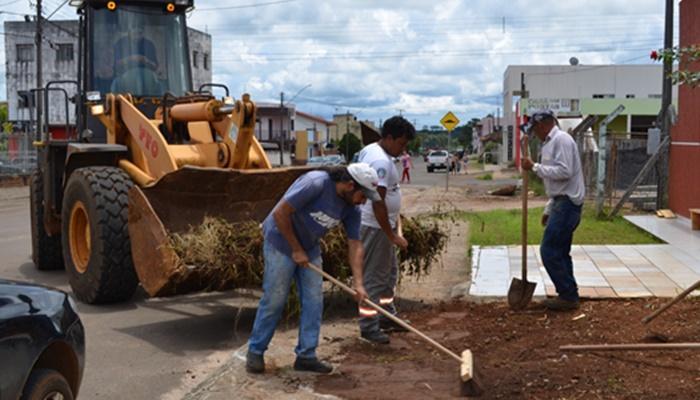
[426,150,449,172]
[324,154,346,165]
[0,280,85,400]
[307,156,327,167]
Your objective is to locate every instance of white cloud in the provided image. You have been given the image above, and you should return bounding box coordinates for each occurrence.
[0,0,674,127]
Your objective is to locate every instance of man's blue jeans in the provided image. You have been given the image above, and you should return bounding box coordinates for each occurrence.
[247,242,323,360]
[540,196,582,302]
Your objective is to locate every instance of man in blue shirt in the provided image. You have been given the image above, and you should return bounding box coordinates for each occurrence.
[246,164,379,374]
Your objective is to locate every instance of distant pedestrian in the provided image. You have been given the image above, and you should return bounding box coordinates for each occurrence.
[400,151,413,184]
[450,153,459,175]
[521,110,585,312]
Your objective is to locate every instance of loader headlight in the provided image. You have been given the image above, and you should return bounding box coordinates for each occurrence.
[90,104,104,116]
[166,3,175,12]
[106,1,116,11]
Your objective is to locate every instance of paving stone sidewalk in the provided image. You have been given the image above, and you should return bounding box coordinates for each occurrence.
[470,215,700,298]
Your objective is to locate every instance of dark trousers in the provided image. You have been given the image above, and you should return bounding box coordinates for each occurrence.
[540,196,582,302]
[401,168,410,183]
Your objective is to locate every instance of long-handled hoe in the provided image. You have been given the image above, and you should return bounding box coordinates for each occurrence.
[307,262,484,397]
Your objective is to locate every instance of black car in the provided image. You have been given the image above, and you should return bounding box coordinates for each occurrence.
[0,280,85,400]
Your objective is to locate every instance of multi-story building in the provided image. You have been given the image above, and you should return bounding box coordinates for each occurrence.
[3,19,211,130]
[501,64,672,165]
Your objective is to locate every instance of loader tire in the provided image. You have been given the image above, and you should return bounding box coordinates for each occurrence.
[30,171,64,270]
[61,166,138,304]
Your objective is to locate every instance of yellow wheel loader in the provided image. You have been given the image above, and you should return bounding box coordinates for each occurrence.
[30,0,305,303]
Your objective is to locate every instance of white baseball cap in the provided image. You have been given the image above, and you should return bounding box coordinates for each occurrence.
[347,163,381,202]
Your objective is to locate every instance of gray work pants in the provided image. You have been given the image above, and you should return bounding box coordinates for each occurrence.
[358,225,398,333]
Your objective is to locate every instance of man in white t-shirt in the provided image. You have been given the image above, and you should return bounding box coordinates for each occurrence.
[356,116,415,344]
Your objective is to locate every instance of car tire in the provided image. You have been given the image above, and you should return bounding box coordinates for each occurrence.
[21,369,74,400]
[427,166,433,173]
[62,166,139,304]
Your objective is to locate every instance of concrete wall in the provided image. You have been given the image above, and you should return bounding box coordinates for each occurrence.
[329,113,361,142]
[4,20,79,126]
[187,27,212,92]
[295,113,331,144]
[670,0,700,218]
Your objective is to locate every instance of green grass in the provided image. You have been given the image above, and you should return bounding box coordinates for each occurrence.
[462,206,663,246]
[476,173,493,180]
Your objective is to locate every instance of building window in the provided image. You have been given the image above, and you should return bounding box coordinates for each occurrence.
[592,94,614,99]
[17,90,33,109]
[203,53,209,70]
[56,43,74,62]
[16,44,34,62]
[192,51,198,68]
[648,94,662,99]
[625,94,635,99]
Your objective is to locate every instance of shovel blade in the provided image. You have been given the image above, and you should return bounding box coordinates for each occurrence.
[507,277,537,310]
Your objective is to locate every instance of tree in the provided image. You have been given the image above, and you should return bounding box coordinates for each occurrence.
[407,135,421,154]
[338,133,362,161]
[651,47,700,86]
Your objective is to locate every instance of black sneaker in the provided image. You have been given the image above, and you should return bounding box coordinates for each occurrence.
[293,357,333,374]
[245,351,265,374]
[380,318,409,333]
[360,330,390,344]
[543,297,580,311]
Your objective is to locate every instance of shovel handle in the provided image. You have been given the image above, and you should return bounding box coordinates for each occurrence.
[306,262,463,364]
[521,135,529,281]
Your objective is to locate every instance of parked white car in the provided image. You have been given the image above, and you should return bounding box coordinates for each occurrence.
[426,150,449,173]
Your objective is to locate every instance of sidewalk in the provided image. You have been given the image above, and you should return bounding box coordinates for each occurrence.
[469,215,700,299]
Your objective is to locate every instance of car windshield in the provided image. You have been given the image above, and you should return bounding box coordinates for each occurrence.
[431,151,447,157]
[309,156,325,163]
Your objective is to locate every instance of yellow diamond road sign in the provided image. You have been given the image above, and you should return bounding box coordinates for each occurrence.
[440,111,460,132]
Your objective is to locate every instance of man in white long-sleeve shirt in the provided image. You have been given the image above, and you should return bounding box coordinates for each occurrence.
[522,110,585,311]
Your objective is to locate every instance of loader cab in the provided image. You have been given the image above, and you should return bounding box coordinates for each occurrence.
[76,0,194,140]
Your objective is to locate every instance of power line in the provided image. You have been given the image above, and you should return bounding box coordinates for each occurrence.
[0,0,23,7]
[195,0,296,11]
[213,40,660,62]
[45,0,69,20]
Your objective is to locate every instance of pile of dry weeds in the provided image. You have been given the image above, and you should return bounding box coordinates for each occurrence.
[169,215,448,289]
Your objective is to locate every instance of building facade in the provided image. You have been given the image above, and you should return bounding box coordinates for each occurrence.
[669,0,700,218]
[3,19,211,128]
[502,64,671,165]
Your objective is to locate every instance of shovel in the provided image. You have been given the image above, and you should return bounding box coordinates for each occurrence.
[508,135,537,310]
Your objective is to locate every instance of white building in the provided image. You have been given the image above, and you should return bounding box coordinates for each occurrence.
[295,110,333,144]
[501,64,669,165]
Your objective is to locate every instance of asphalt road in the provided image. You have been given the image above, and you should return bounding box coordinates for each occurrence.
[0,190,261,399]
[0,158,515,399]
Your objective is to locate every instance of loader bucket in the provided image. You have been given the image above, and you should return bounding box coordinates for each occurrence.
[127,166,310,297]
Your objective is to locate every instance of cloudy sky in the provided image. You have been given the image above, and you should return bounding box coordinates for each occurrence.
[1,0,675,128]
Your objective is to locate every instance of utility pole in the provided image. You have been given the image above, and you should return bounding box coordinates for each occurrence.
[35,0,43,138]
[657,0,673,209]
[345,110,350,161]
[279,92,285,166]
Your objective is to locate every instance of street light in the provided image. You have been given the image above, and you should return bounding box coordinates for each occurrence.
[279,84,311,165]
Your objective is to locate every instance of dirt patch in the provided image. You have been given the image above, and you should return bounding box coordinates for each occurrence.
[401,186,547,217]
[314,298,700,399]
[0,175,30,188]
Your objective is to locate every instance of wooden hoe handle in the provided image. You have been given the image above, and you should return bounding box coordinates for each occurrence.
[306,262,463,364]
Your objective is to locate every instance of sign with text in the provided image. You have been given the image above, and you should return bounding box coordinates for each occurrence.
[526,98,580,116]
